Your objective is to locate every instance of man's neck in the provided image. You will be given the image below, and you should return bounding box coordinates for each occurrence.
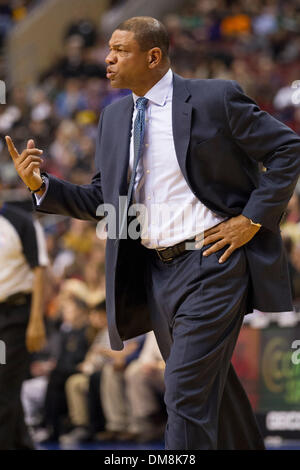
[132,67,170,97]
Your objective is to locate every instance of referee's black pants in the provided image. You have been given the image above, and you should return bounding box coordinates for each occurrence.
[145,242,265,450]
[0,298,34,450]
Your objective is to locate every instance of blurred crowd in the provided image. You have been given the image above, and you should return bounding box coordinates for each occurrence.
[0,0,300,445]
[22,296,166,444]
[0,0,44,48]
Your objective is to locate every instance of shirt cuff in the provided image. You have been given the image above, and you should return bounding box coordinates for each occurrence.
[34,176,49,206]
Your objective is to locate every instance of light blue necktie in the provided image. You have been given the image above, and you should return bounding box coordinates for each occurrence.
[119,97,149,238]
[127,97,149,206]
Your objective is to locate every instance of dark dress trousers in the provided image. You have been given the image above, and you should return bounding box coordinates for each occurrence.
[35,74,300,449]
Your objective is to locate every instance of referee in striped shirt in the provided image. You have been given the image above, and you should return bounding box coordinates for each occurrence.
[0,199,49,450]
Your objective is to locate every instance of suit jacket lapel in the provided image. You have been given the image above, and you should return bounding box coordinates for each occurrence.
[172,73,192,183]
[115,95,134,196]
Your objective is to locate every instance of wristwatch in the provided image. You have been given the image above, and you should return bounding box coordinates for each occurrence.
[27,175,46,194]
[249,218,262,228]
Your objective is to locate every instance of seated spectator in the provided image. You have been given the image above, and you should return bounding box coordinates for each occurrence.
[42,296,90,441]
[220,3,251,37]
[54,35,85,80]
[21,321,60,431]
[96,335,145,442]
[125,332,166,443]
[64,18,97,48]
[0,2,12,49]
[59,301,110,444]
[81,261,106,308]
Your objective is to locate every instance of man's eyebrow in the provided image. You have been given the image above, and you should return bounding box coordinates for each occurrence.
[108,43,127,48]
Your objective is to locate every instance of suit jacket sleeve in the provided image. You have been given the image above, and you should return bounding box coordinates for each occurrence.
[34,110,105,222]
[224,80,300,233]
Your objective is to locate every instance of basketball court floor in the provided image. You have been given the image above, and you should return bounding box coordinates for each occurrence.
[37,439,300,450]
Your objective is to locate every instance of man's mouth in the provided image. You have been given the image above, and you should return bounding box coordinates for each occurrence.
[106,70,116,79]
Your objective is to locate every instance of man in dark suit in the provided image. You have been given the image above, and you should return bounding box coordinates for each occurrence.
[6,16,300,450]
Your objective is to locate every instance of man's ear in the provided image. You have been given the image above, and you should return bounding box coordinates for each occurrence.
[148,48,162,68]
[148,51,155,64]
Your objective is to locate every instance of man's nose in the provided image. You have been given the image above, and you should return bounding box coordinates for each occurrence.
[105,51,116,64]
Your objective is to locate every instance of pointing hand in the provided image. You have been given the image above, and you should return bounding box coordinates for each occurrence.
[5,136,44,191]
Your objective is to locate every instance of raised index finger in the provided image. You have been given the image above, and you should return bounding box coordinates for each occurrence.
[5,135,19,160]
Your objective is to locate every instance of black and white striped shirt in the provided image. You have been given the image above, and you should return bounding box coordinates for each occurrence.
[0,204,49,302]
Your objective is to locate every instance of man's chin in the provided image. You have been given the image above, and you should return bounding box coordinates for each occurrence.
[109,78,127,89]
[109,80,118,88]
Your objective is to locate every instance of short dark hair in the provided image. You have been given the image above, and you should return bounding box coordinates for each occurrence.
[116,16,169,58]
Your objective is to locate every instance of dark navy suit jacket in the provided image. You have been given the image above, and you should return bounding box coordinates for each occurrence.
[36,73,300,350]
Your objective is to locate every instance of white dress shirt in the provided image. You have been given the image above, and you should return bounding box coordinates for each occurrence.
[130,68,225,249]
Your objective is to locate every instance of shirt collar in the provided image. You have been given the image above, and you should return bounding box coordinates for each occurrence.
[132,68,173,107]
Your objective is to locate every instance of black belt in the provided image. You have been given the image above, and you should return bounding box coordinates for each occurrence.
[0,292,31,306]
[154,237,196,263]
